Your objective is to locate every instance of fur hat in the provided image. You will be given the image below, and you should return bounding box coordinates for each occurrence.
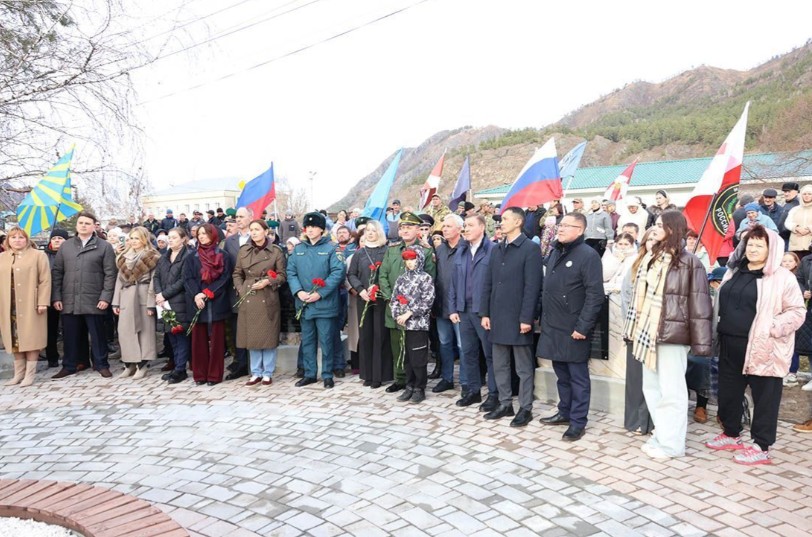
[303,212,327,229]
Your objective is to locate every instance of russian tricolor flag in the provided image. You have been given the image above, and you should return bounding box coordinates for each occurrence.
[500,138,562,213]
[236,163,276,216]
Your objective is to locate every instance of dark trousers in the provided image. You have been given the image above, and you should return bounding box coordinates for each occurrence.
[230,315,248,371]
[169,332,191,373]
[459,310,496,395]
[191,321,225,382]
[718,334,783,450]
[300,317,336,380]
[552,361,591,428]
[62,314,109,372]
[46,307,60,361]
[405,331,429,390]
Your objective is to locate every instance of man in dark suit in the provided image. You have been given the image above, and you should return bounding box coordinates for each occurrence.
[223,206,253,379]
[537,212,604,441]
[449,214,497,409]
[481,207,543,427]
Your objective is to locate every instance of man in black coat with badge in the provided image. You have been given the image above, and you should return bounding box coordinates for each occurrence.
[481,207,543,427]
[537,212,604,441]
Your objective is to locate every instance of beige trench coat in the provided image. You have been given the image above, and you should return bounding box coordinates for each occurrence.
[233,241,287,349]
[112,264,157,363]
[0,248,50,352]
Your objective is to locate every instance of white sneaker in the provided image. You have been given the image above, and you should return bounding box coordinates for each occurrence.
[733,445,772,465]
[705,432,745,451]
[118,364,135,378]
[802,379,812,392]
[783,373,798,387]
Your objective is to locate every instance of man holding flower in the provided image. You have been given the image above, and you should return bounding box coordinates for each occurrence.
[287,212,347,389]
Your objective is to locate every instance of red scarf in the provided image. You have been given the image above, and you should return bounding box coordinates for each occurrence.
[197,232,224,284]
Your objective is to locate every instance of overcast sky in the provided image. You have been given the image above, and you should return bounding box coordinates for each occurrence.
[132,0,812,208]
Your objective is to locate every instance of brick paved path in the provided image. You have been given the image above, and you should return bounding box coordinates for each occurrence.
[0,369,810,536]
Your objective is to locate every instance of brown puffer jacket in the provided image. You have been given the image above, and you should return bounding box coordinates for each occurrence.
[657,250,713,355]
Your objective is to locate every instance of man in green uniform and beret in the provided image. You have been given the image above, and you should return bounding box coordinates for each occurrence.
[379,211,437,392]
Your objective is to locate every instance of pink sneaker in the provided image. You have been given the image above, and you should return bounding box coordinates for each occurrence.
[733,445,772,465]
[705,433,745,451]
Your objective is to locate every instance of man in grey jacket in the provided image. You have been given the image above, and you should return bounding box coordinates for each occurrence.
[52,211,117,378]
[584,198,614,258]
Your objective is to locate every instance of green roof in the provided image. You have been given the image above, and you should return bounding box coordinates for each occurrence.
[476,150,812,197]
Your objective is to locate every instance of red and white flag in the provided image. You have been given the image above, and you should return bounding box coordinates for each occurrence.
[419,152,445,210]
[603,159,638,201]
[683,102,750,265]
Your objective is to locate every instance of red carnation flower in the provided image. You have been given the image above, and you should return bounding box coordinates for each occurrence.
[369,284,379,301]
[369,263,376,270]
[267,270,278,279]
[171,325,184,335]
[401,249,418,261]
[396,294,408,305]
[202,288,214,300]
[312,278,326,287]
[375,261,382,268]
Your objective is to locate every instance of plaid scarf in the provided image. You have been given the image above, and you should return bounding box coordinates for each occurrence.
[623,251,671,371]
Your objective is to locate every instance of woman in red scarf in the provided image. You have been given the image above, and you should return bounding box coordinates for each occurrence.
[183,224,233,385]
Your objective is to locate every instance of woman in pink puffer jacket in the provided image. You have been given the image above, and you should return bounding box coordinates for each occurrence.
[706,225,804,465]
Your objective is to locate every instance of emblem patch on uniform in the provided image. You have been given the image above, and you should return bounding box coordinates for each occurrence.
[336,251,345,262]
[566,261,573,267]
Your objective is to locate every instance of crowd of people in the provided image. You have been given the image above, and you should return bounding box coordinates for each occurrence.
[1,183,811,466]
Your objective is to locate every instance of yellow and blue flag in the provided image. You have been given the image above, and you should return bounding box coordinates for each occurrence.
[17,148,83,236]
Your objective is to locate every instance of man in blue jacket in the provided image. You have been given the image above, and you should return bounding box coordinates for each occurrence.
[537,212,604,442]
[481,207,543,427]
[287,212,347,389]
[449,214,497,409]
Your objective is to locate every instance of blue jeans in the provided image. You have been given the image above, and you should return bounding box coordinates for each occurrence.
[459,310,496,395]
[249,348,278,378]
[300,317,336,380]
[436,317,462,384]
[168,332,190,373]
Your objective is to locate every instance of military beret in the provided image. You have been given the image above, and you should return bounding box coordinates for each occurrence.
[303,211,327,229]
[225,208,236,217]
[398,211,422,226]
[266,219,279,229]
[463,201,475,211]
[355,216,371,228]
[419,214,434,226]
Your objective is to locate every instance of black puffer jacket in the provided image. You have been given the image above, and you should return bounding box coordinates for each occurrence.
[656,250,713,355]
[154,246,191,326]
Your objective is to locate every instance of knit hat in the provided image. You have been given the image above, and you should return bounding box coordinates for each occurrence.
[50,228,69,240]
[744,202,761,213]
[655,190,668,199]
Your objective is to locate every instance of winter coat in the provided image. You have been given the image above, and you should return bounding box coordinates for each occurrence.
[601,245,636,294]
[715,228,805,377]
[143,219,161,236]
[585,210,614,241]
[279,218,302,244]
[616,206,649,235]
[153,246,191,326]
[481,233,543,346]
[537,236,604,363]
[448,238,495,316]
[52,235,117,315]
[736,213,778,238]
[379,241,436,329]
[112,250,160,363]
[286,236,346,320]
[758,202,783,228]
[784,192,812,252]
[0,247,50,352]
[778,197,800,239]
[160,217,178,232]
[224,232,249,312]
[182,247,234,323]
[390,248,435,331]
[654,250,713,355]
[233,240,287,349]
[434,239,465,318]
[347,245,387,294]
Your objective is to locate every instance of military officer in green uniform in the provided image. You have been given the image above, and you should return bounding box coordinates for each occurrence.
[378,211,437,392]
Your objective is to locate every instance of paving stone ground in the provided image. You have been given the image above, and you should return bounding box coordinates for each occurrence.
[1,365,810,537]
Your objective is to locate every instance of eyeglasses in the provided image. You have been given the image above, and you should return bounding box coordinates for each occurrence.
[558,223,583,230]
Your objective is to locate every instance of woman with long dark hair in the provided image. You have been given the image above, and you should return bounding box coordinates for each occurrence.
[624,210,712,458]
[183,223,233,386]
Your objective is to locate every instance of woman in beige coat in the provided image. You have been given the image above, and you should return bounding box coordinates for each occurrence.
[234,219,287,386]
[112,227,161,379]
[0,227,50,387]
[784,184,812,258]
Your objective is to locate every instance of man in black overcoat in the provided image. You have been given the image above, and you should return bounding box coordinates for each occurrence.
[537,212,604,441]
[481,207,543,427]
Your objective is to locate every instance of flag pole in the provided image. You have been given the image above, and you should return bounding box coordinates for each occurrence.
[693,192,718,254]
[50,202,63,234]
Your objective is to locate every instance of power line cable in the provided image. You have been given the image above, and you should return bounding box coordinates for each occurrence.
[140,0,430,104]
